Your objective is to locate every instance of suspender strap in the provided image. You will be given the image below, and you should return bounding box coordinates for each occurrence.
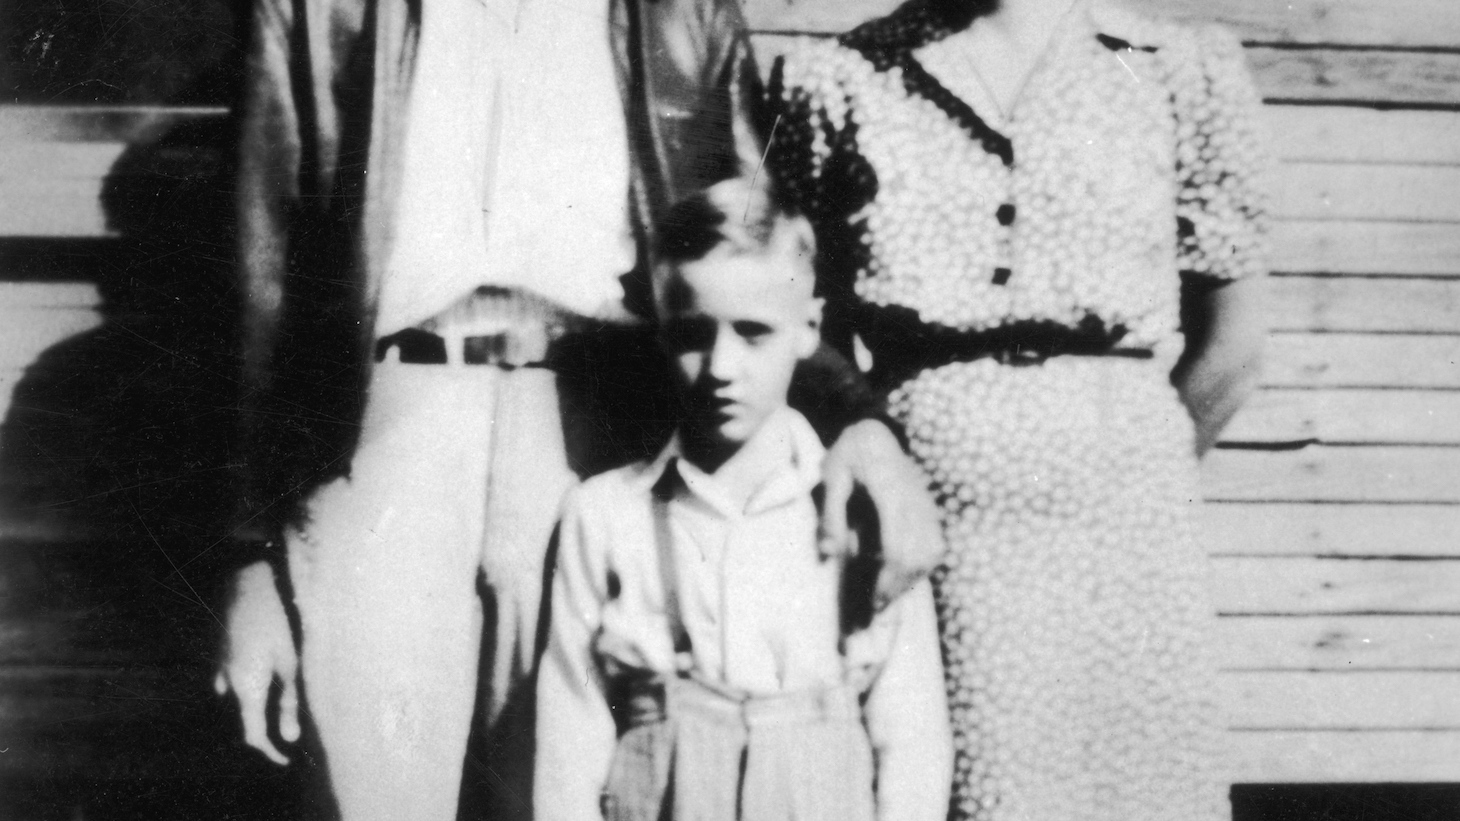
[652,474,690,657]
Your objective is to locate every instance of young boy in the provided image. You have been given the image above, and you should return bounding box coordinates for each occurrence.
[535,179,952,821]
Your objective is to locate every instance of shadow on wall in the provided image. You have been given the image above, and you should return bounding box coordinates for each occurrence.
[0,66,332,819]
[1,110,243,546]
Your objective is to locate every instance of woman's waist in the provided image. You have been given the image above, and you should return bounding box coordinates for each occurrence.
[847,303,1160,389]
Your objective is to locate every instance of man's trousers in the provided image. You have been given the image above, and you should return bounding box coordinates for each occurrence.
[286,361,575,821]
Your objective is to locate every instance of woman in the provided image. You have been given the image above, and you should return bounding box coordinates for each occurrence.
[763,0,1267,818]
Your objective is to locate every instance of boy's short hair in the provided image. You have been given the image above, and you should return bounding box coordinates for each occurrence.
[653,178,817,312]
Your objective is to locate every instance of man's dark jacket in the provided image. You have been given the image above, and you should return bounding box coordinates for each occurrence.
[233,0,777,528]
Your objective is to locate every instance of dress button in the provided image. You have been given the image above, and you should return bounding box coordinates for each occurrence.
[996,203,1016,226]
[992,267,1012,285]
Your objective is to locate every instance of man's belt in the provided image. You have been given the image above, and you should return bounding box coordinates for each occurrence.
[374,285,633,367]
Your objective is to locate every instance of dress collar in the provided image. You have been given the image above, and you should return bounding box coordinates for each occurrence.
[841,0,1119,167]
[843,0,1104,57]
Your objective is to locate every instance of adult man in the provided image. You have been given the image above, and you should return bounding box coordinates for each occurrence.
[215,1,944,819]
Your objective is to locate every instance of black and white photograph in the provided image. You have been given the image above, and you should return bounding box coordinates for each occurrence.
[1,0,1458,819]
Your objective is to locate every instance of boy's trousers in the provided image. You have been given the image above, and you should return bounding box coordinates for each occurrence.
[604,677,878,821]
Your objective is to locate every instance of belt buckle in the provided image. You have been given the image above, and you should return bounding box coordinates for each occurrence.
[376,321,562,367]
[461,333,513,365]
[993,346,1047,367]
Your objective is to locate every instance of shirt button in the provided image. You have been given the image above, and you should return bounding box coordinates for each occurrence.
[996,203,1016,226]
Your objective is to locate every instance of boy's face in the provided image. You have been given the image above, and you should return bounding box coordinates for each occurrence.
[659,252,822,450]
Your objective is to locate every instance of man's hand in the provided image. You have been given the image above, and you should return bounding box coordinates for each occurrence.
[213,560,300,765]
[820,419,946,607]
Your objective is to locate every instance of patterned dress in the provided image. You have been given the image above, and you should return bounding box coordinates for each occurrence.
[764,1,1267,819]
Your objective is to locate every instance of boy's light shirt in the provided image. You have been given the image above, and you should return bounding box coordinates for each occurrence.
[537,407,952,821]
[631,407,845,693]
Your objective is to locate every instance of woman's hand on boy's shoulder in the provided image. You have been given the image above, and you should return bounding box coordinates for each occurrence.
[819,419,946,608]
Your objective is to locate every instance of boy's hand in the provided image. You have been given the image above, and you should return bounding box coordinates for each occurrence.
[213,561,301,766]
[820,419,946,607]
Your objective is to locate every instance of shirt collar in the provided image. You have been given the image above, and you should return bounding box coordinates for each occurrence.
[646,407,826,518]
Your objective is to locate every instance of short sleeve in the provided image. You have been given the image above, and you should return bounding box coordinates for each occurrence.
[1168,26,1270,281]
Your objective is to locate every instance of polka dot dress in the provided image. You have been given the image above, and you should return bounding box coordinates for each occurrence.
[765,2,1268,819]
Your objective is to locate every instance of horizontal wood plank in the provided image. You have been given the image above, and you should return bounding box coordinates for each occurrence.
[1273,164,1460,223]
[1250,47,1460,107]
[0,180,114,238]
[8,105,1442,171]
[1200,503,1460,557]
[1215,615,1460,669]
[33,202,1460,275]
[0,667,226,779]
[1222,670,1460,728]
[19,140,1460,237]
[753,35,1460,107]
[0,307,105,373]
[1223,388,1460,444]
[17,102,1456,171]
[744,0,1460,48]
[1272,221,1460,276]
[0,143,128,180]
[1203,446,1460,503]
[19,109,1454,180]
[1120,0,1460,48]
[0,282,103,311]
[0,617,117,667]
[1265,107,1460,165]
[1263,333,1460,389]
[1213,556,1460,614]
[0,106,227,144]
[1265,276,1460,334]
[1230,730,1460,782]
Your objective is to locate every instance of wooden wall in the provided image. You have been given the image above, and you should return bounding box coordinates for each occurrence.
[0,103,276,816]
[745,0,1460,786]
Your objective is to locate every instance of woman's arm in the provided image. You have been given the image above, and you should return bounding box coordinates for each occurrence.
[820,420,947,606]
[765,42,948,599]
[1167,26,1270,457]
[1171,274,1267,457]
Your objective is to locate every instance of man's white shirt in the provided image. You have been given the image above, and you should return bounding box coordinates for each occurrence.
[377,0,635,336]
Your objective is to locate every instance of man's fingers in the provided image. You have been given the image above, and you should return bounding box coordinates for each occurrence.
[213,671,228,697]
[278,676,302,744]
[238,684,290,766]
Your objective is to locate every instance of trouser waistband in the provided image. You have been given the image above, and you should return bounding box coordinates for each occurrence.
[373,285,647,367]
[616,675,862,732]
[603,675,877,821]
